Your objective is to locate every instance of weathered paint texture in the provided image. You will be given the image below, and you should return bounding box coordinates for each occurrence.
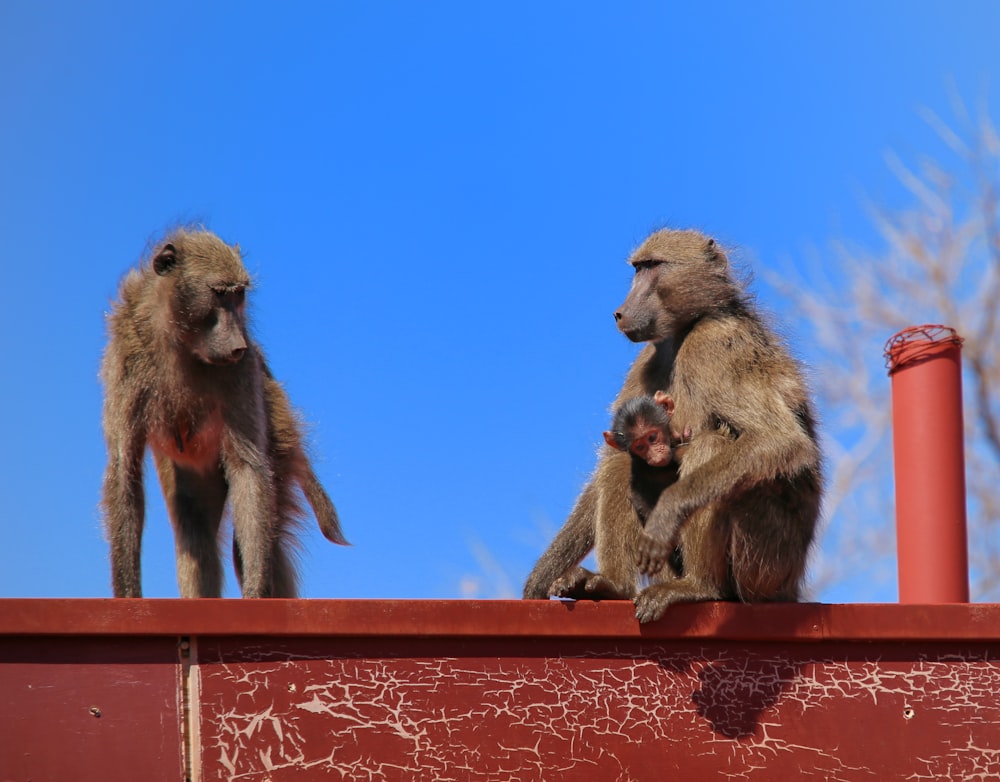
[196,638,1000,781]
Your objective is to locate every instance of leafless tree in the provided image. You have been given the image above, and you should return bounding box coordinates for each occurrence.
[773,96,1000,600]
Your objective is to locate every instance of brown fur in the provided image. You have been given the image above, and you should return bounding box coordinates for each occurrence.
[523,229,821,622]
[100,228,347,598]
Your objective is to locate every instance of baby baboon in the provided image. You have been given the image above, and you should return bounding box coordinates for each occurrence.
[100,228,347,598]
[543,393,689,601]
[602,391,690,524]
[524,229,821,622]
[602,392,690,580]
[604,392,689,464]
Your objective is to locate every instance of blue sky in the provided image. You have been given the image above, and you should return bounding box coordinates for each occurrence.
[1,2,997,602]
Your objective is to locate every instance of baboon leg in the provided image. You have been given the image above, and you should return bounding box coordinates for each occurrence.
[523,481,598,599]
[729,481,818,602]
[156,457,227,598]
[592,529,642,600]
[227,460,278,598]
[267,453,302,598]
[633,505,732,623]
[545,454,641,601]
[235,534,298,598]
[592,452,644,600]
[266,540,298,598]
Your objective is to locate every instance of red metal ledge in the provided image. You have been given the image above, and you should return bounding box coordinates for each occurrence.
[1,598,999,640]
[4,600,1000,781]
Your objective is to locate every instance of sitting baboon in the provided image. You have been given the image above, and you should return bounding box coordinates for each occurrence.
[524,229,821,622]
[100,228,347,598]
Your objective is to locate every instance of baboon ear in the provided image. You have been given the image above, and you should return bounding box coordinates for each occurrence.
[603,431,624,451]
[153,244,178,276]
[653,391,675,416]
[705,237,726,266]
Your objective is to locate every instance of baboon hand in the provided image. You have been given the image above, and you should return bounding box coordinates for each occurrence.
[636,531,676,576]
[638,498,684,575]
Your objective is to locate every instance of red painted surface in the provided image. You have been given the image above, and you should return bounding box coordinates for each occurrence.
[0,635,184,782]
[886,325,970,603]
[3,599,1000,781]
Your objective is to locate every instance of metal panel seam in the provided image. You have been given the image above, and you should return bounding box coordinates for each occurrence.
[179,636,201,782]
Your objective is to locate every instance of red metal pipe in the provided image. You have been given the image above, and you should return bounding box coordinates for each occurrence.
[885,325,969,603]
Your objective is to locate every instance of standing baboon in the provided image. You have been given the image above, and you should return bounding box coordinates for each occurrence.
[524,229,821,622]
[100,228,347,598]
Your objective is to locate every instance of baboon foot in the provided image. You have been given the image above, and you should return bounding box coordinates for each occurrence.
[549,566,632,601]
[633,582,722,623]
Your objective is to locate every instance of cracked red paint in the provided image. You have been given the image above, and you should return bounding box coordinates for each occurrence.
[194,638,1000,781]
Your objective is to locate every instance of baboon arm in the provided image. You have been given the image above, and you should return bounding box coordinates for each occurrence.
[102,396,148,598]
[523,480,598,599]
[645,411,818,546]
[652,322,819,540]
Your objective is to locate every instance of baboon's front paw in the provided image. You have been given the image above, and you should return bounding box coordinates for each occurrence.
[636,533,672,576]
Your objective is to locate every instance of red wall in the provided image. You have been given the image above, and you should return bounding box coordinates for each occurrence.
[3,599,1000,780]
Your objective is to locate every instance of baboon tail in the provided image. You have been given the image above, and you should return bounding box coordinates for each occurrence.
[300,465,349,546]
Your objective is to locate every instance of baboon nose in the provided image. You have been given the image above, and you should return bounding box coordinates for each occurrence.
[614,311,623,321]
[231,347,247,361]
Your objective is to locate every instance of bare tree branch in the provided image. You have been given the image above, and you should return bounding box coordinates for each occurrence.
[776,99,1000,600]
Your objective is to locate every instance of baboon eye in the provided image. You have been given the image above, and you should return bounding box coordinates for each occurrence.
[211,287,246,304]
[633,260,663,273]
[648,432,659,443]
